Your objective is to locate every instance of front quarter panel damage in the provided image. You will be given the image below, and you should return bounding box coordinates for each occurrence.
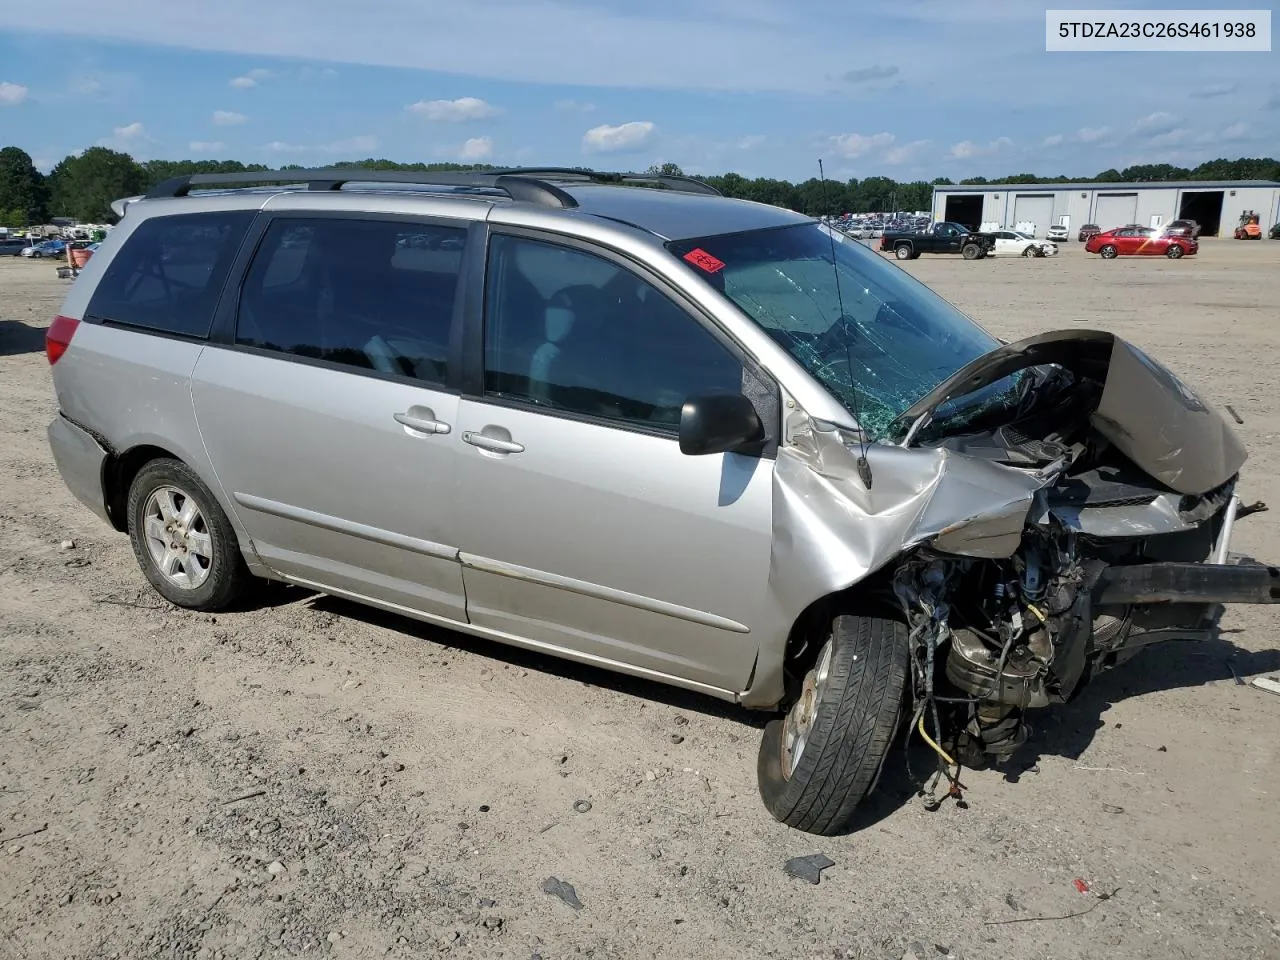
[742,418,1049,707]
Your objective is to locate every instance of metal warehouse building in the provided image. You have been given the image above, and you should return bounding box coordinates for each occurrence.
[931,180,1280,239]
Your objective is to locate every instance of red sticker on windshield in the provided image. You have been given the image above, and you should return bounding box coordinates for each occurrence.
[683,248,725,274]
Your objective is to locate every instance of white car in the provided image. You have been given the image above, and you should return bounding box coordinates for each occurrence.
[1046,224,1070,242]
[991,230,1058,258]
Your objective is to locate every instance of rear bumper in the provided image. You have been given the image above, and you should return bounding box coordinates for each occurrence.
[47,414,111,525]
[1094,558,1280,606]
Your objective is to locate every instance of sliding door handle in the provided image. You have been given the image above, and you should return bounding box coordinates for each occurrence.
[462,430,524,455]
[394,411,451,435]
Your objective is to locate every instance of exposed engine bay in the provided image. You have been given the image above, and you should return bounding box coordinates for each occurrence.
[856,329,1280,799]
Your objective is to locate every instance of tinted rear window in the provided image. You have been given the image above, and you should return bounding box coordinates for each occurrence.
[86,210,255,337]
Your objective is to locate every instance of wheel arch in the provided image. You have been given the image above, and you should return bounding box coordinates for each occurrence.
[102,444,265,579]
[745,562,907,712]
[103,443,185,532]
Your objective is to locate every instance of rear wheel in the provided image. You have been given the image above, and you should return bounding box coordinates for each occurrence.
[894,244,913,260]
[127,458,251,611]
[756,614,909,835]
[1099,244,1118,259]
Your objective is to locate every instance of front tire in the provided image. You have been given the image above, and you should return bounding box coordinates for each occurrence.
[1166,244,1184,259]
[961,243,981,260]
[127,458,251,611]
[757,614,910,835]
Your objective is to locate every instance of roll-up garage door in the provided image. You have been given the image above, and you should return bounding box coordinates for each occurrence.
[1012,194,1055,237]
[1094,193,1139,231]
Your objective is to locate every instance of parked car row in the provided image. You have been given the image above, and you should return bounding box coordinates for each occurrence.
[0,238,100,259]
[0,238,67,257]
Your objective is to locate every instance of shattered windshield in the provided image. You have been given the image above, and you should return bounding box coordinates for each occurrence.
[668,222,1022,439]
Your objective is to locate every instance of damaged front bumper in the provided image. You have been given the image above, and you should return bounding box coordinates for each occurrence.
[1093,557,1280,606]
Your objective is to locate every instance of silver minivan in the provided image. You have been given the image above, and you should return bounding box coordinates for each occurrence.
[46,168,1278,835]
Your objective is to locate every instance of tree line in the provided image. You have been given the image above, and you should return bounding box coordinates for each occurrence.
[2,144,1278,227]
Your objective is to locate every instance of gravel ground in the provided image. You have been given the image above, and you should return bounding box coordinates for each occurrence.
[2,240,1279,960]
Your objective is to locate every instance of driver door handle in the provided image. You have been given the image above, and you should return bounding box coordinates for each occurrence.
[462,430,525,455]
[394,412,451,435]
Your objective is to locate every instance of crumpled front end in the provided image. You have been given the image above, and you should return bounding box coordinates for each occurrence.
[750,329,1276,768]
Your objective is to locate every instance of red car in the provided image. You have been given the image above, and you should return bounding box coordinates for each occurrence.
[1085,226,1197,259]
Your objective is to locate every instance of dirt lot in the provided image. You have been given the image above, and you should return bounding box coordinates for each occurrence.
[2,241,1279,960]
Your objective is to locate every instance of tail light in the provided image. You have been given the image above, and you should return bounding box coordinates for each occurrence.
[46,315,80,365]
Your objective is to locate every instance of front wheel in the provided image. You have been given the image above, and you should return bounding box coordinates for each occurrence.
[127,458,252,611]
[1099,244,1118,259]
[1166,244,1184,259]
[756,614,910,835]
[1022,246,1035,258]
[961,243,981,260]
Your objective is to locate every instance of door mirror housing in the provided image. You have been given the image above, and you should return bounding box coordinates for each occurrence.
[679,391,765,456]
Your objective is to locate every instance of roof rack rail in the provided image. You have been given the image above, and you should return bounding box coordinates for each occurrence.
[144,168,581,208]
[484,167,723,196]
[143,165,723,206]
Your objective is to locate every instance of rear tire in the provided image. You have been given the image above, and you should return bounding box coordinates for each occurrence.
[756,614,910,835]
[894,244,912,260]
[1099,244,1118,259]
[126,458,251,611]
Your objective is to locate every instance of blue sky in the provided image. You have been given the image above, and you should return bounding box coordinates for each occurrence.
[0,0,1275,182]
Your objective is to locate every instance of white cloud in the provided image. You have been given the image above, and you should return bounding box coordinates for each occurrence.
[582,120,656,154]
[458,136,494,161]
[229,76,257,88]
[1132,111,1179,136]
[1147,128,1190,148]
[322,135,378,154]
[406,96,499,122]
[1219,121,1249,142]
[263,141,307,154]
[189,140,226,153]
[97,121,151,151]
[1041,133,1064,148]
[884,139,930,165]
[0,81,28,105]
[113,121,146,140]
[949,136,1012,159]
[212,110,247,126]
[829,131,895,158]
[737,135,766,150]
[69,76,105,96]
[554,99,596,114]
[1075,126,1112,143]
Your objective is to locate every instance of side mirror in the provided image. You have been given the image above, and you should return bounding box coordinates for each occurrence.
[679,391,764,456]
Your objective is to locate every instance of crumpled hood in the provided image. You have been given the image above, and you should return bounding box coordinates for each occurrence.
[889,328,1246,496]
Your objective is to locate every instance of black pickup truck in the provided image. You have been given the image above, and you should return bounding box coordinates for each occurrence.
[878,221,996,261]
